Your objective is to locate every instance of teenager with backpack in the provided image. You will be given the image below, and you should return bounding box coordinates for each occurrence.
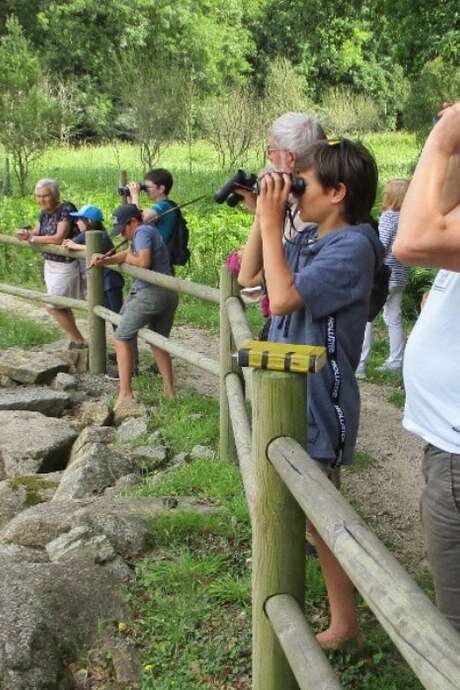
[127,168,190,270]
[15,178,86,347]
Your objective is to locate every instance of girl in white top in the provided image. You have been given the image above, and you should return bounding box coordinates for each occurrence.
[356,178,410,377]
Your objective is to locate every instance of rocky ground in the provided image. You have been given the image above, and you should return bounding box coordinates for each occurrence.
[0,292,428,689]
[1,290,427,566]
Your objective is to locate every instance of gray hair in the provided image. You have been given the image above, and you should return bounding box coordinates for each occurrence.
[35,178,60,199]
[270,112,326,169]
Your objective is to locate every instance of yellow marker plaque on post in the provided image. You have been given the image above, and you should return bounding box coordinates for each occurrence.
[233,339,326,374]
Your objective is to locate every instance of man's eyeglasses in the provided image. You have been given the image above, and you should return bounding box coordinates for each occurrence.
[266,145,286,155]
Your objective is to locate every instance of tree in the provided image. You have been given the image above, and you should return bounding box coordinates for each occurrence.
[403,58,460,141]
[116,52,187,168]
[0,16,61,194]
[202,86,262,170]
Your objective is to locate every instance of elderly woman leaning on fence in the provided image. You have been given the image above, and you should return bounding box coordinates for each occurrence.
[90,204,178,412]
[15,178,86,348]
[239,138,382,650]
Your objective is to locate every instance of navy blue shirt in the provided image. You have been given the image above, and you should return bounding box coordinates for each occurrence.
[268,223,383,465]
[73,231,124,292]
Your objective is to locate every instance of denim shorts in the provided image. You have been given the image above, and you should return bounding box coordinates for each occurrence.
[115,286,178,341]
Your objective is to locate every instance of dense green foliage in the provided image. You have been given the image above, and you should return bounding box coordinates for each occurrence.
[0,0,458,188]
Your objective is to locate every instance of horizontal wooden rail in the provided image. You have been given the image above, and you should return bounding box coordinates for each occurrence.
[268,436,460,690]
[0,282,87,311]
[225,295,253,398]
[0,233,83,259]
[265,594,344,690]
[118,264,220,304]
[225,372,255,517]
[0,233,220,304]
[94,305,220,377]
[225,296,253,348]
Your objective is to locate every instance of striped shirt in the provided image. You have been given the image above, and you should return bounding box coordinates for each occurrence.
[378,210,409,289]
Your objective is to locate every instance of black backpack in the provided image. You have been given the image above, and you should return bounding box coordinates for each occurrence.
[166,202,190,266]
[357,221,390,322]
[368,261,390,321]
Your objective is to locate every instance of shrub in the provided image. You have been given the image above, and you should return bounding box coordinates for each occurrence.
[319,87,382,137]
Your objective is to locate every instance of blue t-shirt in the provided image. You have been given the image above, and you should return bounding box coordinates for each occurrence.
[268,223,382,465]
[73,231,124,292]
[130,223,172,290]
[151,199,177,244]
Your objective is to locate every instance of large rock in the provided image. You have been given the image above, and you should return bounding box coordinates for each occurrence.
[0,495,218,559]
[115,415,148,442]
[0,411,77,479]
[0,349,69,385]
[0,474,60,528]
[53,442,134,501]
[69,425,115,463]
[0,543,49,564]
[0,562,126,690]
[75,400,112,428]
[0,387,71,416]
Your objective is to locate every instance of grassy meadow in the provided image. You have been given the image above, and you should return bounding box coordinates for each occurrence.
[0,132,420,295]
[0,134,428,689]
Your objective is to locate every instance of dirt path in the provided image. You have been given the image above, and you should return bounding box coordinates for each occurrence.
[1,292,426,571]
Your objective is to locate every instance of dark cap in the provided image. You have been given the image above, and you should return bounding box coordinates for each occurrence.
[111,204,141,236]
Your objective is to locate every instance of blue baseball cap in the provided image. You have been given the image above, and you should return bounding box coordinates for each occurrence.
[70,204,104,222]
[111,204,142,236]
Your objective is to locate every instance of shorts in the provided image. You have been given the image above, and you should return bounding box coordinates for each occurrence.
[115,286,178,342]
[44,259,81,310]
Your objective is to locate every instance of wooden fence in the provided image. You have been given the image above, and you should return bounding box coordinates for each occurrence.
[1,233,460,690]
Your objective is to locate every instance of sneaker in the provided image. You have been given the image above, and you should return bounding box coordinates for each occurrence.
[355,364,367,380]
[376,362,402,374]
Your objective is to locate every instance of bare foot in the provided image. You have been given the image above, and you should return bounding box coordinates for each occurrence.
[316,628,363,651]
[164,387,175,400]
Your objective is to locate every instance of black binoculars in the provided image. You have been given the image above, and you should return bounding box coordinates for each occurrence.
[214,169,305,207]
[118,182,147,196]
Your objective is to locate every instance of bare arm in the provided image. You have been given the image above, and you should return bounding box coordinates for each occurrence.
[257,174,303,315]
[393,102,460,269]
[124,247,152,269]
[90,249,129,267]
[29,217,71,245]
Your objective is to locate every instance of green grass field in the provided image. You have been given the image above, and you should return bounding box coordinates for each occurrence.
[0,132,420,294]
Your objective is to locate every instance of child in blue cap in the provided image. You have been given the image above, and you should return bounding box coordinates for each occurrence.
[63,205,124,316]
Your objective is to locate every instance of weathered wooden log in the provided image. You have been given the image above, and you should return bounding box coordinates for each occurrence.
[219,267,238,463]
[265,594,344,690]
[0,282,86,310]
[85,231,106,374]
[0,233,84,259]
[225,372,254,519]
[252,369,306,690]
[93,305,219,377]
[268,436,460,690]
[225,294,253,399]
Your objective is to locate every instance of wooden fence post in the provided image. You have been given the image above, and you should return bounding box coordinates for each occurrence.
[252,368,307,690]
[219,265,239,463]
[119,170,128,205]
[86,230,106,374]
